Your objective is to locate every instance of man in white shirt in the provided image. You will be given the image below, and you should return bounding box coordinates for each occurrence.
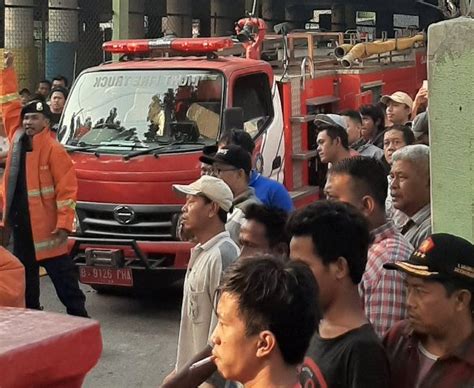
[167,176,240,385]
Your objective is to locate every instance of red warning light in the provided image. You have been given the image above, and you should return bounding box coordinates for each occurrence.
[170,38,234,53]
[102,39,151,54]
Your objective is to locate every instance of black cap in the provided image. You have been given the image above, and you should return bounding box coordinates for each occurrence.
[200,145,252,175]
[21,99,52,120]
[384,233,474,285]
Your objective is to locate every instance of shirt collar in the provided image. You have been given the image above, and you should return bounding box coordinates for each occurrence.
[195,231,231,252]
[249,169,259,185]
[407,204,431,226]
[371,221,398,244]
[403,324,474,366]
[233,187,257,206]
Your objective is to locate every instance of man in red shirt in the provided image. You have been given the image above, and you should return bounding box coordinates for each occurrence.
[383,233,474,388]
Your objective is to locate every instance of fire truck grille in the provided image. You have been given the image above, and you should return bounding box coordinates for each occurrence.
[76,202,182,241]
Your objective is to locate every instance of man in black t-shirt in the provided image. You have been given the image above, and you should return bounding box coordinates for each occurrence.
[288,201,390,387]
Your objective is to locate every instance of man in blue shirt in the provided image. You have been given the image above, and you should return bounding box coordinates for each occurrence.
[218,129,293,212]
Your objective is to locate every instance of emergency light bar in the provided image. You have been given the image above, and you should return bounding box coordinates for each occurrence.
[103,37,234,54]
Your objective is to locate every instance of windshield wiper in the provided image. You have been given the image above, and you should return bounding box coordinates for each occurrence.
[66,141,147,154]
[123,141,206,161]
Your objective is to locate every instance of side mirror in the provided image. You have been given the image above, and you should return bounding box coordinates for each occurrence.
[223,107,244,131]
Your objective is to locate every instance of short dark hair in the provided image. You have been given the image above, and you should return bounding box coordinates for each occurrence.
[19,88,31,96]
[287,200,371,284]
[219,129,255,154]
[244,204,289,248]
[329,156,388,208]
[359,104,385,134]
[317,126,349,150]
[385,124,415,145]
[52,74,68,87]
[218,256,321,365]
[38,79,51,87]
[340,109,362,126]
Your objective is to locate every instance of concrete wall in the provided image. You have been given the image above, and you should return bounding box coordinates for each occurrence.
[428,17,474,242]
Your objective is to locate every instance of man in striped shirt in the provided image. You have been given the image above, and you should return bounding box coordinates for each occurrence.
[325,157,413,336]
[390,145,431,249]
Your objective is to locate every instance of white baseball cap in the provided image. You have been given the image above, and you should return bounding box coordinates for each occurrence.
[173,175,234,212]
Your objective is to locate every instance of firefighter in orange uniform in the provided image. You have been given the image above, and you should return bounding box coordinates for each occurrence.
[0,246,25,307]
[0,52,87,316]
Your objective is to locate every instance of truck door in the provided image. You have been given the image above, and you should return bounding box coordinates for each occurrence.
[232,73,285,183]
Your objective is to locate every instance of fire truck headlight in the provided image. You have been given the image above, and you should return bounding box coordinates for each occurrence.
[73,211,82,234]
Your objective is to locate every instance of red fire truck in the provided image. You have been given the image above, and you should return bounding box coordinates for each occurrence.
[59,20,426,291]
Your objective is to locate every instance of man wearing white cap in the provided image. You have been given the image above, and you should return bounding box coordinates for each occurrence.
[167,175,240,384]
[381,92,414,126]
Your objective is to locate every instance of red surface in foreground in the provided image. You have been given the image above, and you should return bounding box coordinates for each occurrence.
[0,308,102,388]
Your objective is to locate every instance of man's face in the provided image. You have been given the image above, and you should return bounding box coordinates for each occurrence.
[390,160,430,216]
[239,219,270,258]
[20,93,30,106]
[384,129,407,165]
[23,113,49,136]
[180,194,212,234]
[200,162,216,177]
[344,117,361,145]
[50,91,65,113]
[405,276,462,337]
[361,115,377,141]
[386,101,410,125]
[316,130,337,164]
[212,292,259,383]
[324,173,365,215]
[215,162,240,194]
[37,82,50,97]
[52,79,66,89]
[290,236,334,311]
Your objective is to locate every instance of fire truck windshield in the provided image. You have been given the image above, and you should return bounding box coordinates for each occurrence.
[59,69,224,153]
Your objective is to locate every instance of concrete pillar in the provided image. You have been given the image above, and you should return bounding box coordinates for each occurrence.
[344,4,356,30]
[428,17,474,242]
[113,0,129,40]
[4,0,36,90]
[331,4,345,32]
[285,1,309,30]
[129,0,144,38]
[166,0,192,37]
[192,0,211,37]
[145,0,166,38]
[210,0,244,36]
[47,0,79,83]
[376,8,393,38]
[262,0,285,31]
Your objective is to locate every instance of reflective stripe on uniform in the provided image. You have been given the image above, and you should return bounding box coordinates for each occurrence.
[34,237,66,252]
[28,186,55,197]
[0,92,19,104]
[56,199,76,210]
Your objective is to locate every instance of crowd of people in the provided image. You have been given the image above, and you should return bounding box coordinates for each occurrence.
[0,49,473,388]
[161,87,473,387]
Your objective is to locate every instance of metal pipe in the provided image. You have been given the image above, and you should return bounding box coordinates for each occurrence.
[334,44,353,58]
[300,56,314,89]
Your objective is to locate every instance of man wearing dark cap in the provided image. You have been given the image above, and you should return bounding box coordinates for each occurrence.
[412,111,429,146]
[383,233,474,388]
[0,52,87,316]
[200,145,261,243]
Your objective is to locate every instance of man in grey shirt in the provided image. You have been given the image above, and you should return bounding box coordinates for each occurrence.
[201,145,261,244]
[340,110,384,160]
[166,176,240,384]
[390,145,431,248]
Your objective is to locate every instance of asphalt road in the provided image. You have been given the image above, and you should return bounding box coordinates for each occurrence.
[40,276,183,388]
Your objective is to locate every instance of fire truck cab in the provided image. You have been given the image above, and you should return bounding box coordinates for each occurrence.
[60,26,426,291]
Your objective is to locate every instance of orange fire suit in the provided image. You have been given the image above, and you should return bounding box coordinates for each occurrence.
[0,67,77,261]
[0,246,25,307]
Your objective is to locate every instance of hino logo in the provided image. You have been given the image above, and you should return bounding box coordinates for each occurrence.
[113,205,136,225]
